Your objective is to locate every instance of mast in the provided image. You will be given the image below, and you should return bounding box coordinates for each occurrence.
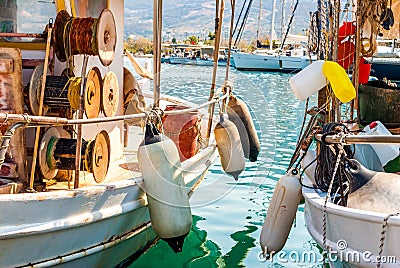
[280,0,286,46]
[257,0,262,41]
[270,0,276,50]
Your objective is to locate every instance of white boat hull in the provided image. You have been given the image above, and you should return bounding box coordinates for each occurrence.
[232,52,311,72]
[0,144,216,268]
[303,184,400,267]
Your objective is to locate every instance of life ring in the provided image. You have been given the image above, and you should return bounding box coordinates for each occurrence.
[338,21,356,43]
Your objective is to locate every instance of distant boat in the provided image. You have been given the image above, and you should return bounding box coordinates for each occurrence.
[232,49,313,72]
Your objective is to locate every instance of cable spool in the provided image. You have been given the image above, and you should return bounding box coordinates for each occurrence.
[53,9,116,66]
[102,71,119,117]
[28,64,102,118]
[39,128,110,183]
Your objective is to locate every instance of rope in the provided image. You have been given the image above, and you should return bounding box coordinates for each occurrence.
[315,123,354,205]
[377,212,400,268]
[67,77,82,109]
[322,144,344,261]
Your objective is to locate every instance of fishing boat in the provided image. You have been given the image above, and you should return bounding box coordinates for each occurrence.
[259,0,400,266]
[0,0,248,267]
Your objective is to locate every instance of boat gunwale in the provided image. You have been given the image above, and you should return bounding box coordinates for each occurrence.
[302,184,400,225]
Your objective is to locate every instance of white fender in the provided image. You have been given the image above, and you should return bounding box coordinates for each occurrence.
[214,116,245,180]
[138,124,192,252]
[300,150,317,186]
[260,173,302,255]
[227,95,261,162]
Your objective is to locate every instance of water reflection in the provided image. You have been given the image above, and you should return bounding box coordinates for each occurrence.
[126,60,320,267]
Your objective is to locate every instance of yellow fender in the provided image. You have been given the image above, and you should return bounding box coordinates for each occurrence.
[322,61,356,103]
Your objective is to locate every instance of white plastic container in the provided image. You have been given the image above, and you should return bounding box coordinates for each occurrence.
[362,121,400,166]
[289,60,327,101]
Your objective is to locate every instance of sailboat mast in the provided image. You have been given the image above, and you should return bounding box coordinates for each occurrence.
[281,0,286,45]
[270,0,276,50]
[257,0,262,41]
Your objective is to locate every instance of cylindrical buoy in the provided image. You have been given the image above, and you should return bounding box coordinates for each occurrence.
[289,60,327,101]
[214,115,246,180]
[138,123,192,253]
[260,172,302,255]
[322,61,356,103]
[300,150,317,186]
[227,95,260,162]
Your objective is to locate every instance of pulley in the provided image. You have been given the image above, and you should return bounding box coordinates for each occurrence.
[38,127,71,180]
[102,71,119,117]
[39,128,110,183]
[53,9,116,66]
[28,64,102,118]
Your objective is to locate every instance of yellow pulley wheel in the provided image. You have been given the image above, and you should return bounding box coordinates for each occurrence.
[84,67,102,119]
[91,130,110,183]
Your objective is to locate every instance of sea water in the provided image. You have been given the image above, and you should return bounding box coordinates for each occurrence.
[126,59,323,267]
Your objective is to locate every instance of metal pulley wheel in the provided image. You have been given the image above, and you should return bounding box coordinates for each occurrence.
[97,9,117,66]
[102,71,119,117]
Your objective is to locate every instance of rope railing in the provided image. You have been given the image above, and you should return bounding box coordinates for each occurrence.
[0,89,230,127]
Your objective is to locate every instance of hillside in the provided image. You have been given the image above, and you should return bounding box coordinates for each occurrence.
[125,0,317,42]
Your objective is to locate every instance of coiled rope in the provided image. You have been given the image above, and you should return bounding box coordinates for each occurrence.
[315,123,354,205]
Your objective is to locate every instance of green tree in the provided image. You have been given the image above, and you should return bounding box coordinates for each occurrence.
[208,31,215,41]
[186,35,198,45]
[172,37,177,44]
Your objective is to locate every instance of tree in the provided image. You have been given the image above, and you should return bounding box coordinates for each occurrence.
[208,31,215,41]
[172,37,177,44]
[186,35,198,45]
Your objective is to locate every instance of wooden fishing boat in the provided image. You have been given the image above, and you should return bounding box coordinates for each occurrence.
[0,0,236,267]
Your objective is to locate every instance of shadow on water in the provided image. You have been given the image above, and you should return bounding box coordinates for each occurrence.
[132,215,258,268]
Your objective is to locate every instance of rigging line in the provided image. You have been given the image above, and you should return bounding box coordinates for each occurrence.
[225,0,236,82]
[234,0,254,46]
[280,0,299,49]
[232,0,247,37]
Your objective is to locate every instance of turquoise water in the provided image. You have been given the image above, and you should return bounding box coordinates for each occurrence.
[126,60,322,267]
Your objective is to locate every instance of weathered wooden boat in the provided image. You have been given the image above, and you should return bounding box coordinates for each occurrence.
[0,0,237,267]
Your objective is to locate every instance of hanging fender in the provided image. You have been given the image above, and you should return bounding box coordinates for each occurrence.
[138,122,192,253]
[214,115,245,180]
[260,172,302,255]
[227,95,260,162]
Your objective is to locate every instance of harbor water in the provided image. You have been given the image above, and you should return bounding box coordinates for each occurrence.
[126,59,323,267]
